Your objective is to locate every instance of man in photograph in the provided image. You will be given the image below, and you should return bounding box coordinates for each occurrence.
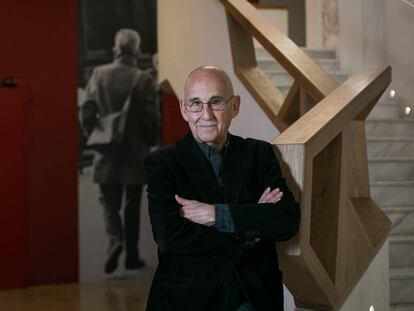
[83,28,159,274]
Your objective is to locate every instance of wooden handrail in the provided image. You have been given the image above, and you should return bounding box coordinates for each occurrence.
[275,67,391,151]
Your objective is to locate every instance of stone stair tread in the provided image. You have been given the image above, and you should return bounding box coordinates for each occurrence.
[367,119,414,123]
[383,206,414,213]
[255,46,336,57]
[301,47,336,53]
[369,157,414,161]
[257,56,339,64]
[371,180,414,186]
[367,136,414,141]
[390,267,414,279]
[262,68,347,75]
[255,47,336,52]
[391,304,414,311]
[390,235,414,242]
[375,101,402,107]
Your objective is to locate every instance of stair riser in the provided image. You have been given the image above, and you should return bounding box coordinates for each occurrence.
[371,184,414,207]
[390,305,414,311]
[386,210,414,235]
[368,140,414,158]
[267,72,347,85]
[390,278,414,304]
[367,104,401,120]
[390,240,414,268]
[279,86,290,96]
[369,161,414,181]
[366,122,414,137]
[255,48,336,59]
[257,59,340,72]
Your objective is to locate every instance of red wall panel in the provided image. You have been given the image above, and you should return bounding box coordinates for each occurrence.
[0,0,78,286]
[162,92,189,146]
[0,84,28,289]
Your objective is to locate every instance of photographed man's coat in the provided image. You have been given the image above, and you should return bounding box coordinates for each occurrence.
[84,56,159,184]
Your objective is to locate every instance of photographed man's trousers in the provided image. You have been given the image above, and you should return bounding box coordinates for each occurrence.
[99,183,143,263]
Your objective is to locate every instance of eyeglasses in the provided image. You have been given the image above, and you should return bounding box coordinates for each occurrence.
[184,95,235,112]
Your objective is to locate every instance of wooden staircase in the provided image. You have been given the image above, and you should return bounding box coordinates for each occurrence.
[256,46,414,311]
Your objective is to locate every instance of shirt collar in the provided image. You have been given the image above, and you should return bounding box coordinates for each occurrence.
[195,134,229,158]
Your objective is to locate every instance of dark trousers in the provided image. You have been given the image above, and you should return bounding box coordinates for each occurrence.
[99,183,143,263]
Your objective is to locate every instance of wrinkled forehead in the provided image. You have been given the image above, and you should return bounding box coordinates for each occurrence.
[184,70,233,100]
[185,80,228,101]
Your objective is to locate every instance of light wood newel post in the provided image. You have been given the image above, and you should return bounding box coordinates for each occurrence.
[272,68,392,309]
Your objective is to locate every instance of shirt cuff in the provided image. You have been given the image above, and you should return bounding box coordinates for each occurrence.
[214,204,235,233]
[235,302,255,311]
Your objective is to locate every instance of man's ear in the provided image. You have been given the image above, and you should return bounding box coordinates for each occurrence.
[179,100,189,122]
[231,95,240,118]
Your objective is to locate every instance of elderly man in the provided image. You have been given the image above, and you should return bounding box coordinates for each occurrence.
[83,28,159,274]
[144,66,300,310]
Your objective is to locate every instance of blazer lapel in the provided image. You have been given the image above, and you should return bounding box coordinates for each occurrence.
[176,131,221,203]
[223,134,248,203]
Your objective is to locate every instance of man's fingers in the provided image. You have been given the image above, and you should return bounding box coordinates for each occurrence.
[270,191,283,203]
[258,187,271,203]
[258,187,284,204]
[260,187,280,203]
[267,190,283,202]
[175,194,191,205]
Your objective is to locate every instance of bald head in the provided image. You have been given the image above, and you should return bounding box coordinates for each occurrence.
[184,65,234,99]
[180,65,240,149]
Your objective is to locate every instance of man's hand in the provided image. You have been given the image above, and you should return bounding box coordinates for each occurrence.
[258,187,283,204]
[175,195,215,226]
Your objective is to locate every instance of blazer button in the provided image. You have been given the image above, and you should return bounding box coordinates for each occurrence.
[219,280,228,287]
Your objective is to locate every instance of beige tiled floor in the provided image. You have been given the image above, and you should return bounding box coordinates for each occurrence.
[0,279,151,311]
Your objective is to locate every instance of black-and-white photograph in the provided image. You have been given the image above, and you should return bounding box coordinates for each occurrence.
[77,0,159,282]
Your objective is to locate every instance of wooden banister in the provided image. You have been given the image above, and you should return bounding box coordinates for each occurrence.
[272,68,392,309]
[275,67,391,150]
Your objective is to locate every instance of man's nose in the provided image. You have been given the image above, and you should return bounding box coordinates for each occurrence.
[201,103,214,118]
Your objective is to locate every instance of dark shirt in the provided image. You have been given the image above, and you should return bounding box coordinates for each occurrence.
[196,138,255,311]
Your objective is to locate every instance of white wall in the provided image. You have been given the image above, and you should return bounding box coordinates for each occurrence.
[253,8,288,48]
[385,0,414,111]
[158,0,279,142]
[337,0,387,73]
[337,0,414,109]
[306,0,324,48]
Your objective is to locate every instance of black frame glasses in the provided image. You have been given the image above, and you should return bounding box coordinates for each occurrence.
[184,95,235,112]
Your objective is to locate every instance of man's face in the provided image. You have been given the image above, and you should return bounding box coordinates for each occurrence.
[181,72,240,148]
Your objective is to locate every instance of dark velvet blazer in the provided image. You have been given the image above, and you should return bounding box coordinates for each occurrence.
[144,131,300,311]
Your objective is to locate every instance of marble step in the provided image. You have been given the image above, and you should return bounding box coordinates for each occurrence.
[391,304,414,311]
[257,57,341,72]
[389,235,414,268]
[367,102,402,120]
[390,268,414,304]
[384,206,414,235]
[270,84,292,96]
[366,119,414,137]
[368,158,414,181]
[370,181,414,207]
[367,137,414,158]
[264,69,348,85]
[390,303,414,311]
[255,47,336,60]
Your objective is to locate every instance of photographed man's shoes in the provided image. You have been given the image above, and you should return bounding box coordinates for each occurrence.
[105,244,123,274]
[125,258,145,270]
